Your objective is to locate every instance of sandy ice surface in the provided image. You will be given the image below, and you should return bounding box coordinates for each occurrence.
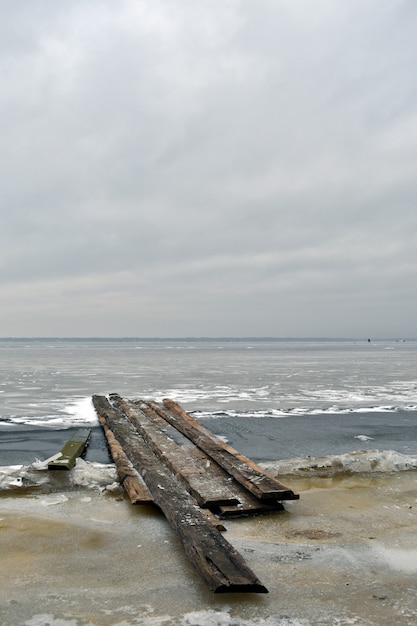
[0,471,416,626]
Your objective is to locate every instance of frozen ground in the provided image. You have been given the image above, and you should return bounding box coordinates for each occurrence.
[0,464,416,625]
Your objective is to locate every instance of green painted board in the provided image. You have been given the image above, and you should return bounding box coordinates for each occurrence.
[48,428,91,470]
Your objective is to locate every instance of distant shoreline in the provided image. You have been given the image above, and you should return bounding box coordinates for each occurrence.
[1,336,415,342]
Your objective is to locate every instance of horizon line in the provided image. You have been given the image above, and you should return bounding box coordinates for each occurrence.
[0,336,414,342]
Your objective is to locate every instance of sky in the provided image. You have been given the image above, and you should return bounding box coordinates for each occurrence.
[1,0,417,338]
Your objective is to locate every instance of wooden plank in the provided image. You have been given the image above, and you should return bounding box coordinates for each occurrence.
[48,428,91,470]
[99,403,225,528]
[98,417,152,504]
[217,494,284,518]
[159,399,298,502]
[111,395,240,508]
[92,395,268,593]
[126,398,287,517]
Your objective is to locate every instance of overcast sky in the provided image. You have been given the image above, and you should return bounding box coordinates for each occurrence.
[1,1,416,338]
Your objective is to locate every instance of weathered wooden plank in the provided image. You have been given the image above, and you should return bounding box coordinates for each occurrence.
[129,399,289,516]
[98,417,152,504]
[92,395,268,593]
[96,398,226,531]
[216,494,284,518]
[111,394,240,508]
[97,400,225,529]
[48,429,91,470]
[159,399,298,502]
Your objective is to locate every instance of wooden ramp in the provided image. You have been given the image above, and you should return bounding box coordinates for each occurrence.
[92,394,299,593]
[48,428,91,470]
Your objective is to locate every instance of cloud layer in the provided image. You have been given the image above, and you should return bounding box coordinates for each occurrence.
[1,0,416,337]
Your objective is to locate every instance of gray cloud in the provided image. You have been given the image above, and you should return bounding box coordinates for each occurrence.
[1,0,417,337]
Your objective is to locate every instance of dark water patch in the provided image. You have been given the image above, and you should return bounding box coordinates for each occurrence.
[199,409,417,462]
[0,425,112,466]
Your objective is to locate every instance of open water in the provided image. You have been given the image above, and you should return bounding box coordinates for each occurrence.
[1,338,417,481]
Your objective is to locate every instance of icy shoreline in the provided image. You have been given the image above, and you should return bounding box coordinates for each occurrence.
[1,465,416,625]
[0,458,119,494]
[1,448,417,494]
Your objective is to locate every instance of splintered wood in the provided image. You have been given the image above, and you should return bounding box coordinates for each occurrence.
[92,394,298,593]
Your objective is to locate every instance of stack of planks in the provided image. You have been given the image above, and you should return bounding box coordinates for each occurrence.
[92,394,299,594]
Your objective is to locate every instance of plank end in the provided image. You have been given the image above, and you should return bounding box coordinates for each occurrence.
[214,582,269,594]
